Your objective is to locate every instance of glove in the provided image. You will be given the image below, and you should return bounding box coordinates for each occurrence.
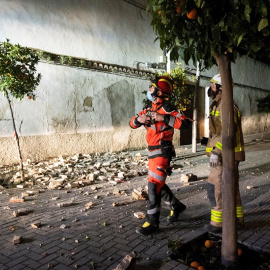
[210,153,219,167]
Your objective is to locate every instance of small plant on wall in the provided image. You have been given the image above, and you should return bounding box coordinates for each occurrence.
[143,64,195,111]
[0,39,41,183]
[257,93,270,140]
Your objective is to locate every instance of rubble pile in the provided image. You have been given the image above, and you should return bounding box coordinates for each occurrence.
[0,151,149,189]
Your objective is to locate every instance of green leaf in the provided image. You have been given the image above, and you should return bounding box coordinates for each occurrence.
[258,18,268,32]
[260,2,268,17]
[237,33,245,46]
[194,0,202,8]
[244,5,251,22]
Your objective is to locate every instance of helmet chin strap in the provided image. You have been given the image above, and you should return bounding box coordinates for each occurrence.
[151,87,159,98]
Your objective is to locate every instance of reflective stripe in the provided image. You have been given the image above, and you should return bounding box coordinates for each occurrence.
[236,206,243,218]
[216,141,222,150]
[164,201,170,205]
[207,145,244,153]
[151,125,156,130]
[211,216,223,223]
[142,222,150,228]
[235,146,245,152]
[210,110,220,116]
[211,209,223,223]
[147,207,160,215]
[175,112,183,117]
[168,116,175,127]
[148,149,162,157]
[149,170,166,181]
[212,209,222,217]
[132,119,139,127]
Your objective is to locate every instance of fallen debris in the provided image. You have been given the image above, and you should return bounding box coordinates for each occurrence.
[112,201,131,207]
[13,208,31,217]
[132,188,148,200]
[134,212,146,219]
[247,185,258,189]
[57,201,74,207]
[180,173,198,183]
[3,151,149,190]
[60,224,69,229]
[31,222,42,228]
[85,201,93,209]
[114,254,136,270]
[9,196,24,203]
[13,235,23,245]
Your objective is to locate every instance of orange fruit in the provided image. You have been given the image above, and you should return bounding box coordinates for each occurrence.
[28,96,31,100]
[176,0,184,14]
[205,240,217,248]
[198,266,206,270]
[158,10,162,15]
[238,248,242,256]
[187,8,198,19]
[204,240,212,248]
[190,261,200,268]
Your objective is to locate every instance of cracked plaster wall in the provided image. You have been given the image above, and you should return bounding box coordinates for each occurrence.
[0,0,269,165]
[0,0,166,165]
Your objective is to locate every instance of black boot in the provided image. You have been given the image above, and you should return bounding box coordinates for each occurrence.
[136,222,159,236]
[167,202,186,222]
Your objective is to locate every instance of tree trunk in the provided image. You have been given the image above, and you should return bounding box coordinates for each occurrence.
[6,91,24,183]
[215,54,238,267]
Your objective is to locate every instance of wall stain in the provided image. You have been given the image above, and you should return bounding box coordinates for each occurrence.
[105,80,135,127]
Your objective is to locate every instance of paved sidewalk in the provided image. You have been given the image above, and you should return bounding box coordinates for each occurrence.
[0,133,269,270]
[159,190,270,270]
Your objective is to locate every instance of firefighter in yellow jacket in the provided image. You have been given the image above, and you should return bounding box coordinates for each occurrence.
[130,75,192,235]
[205,74,245,233]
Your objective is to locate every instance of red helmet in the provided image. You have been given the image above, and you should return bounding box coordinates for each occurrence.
[156,76,174,95]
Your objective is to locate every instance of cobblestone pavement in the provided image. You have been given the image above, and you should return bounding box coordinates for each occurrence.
[0,133,270,270]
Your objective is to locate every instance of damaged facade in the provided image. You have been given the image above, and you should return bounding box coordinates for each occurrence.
[0,0,269,165]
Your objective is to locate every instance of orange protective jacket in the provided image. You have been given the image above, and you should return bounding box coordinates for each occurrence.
[130,99,190,193]
[130,99,189,150]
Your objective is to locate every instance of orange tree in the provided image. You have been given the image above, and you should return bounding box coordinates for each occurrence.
[147,0,270,267]
[0,39,41,183]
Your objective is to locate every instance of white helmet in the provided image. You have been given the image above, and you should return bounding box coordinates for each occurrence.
[210,74,221,85]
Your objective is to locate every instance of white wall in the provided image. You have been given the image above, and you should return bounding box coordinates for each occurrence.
[0,0,168,164]
[0,0,269,165]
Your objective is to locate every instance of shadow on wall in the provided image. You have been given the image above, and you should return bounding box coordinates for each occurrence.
[105,79,135,127]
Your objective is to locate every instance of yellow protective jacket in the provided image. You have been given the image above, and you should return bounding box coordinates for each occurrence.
[206,93,245,161]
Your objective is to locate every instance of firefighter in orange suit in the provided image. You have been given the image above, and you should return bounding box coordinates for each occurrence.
[205,74,245,233]
[130,75,192,235]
